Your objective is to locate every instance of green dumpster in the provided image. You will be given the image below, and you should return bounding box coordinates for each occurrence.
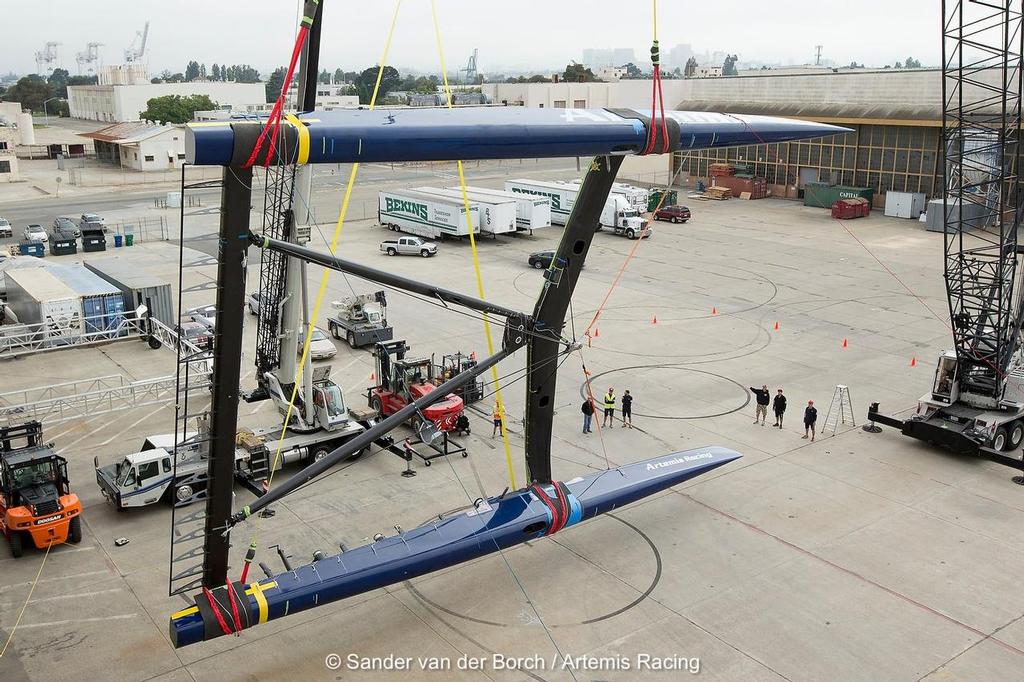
[803,183,874,208]
[648,189,678,212]
[125,233,134,246]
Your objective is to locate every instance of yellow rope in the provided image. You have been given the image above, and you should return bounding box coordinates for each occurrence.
[245,0,403,554]
[431,0,517,490]
[0,540,51,658]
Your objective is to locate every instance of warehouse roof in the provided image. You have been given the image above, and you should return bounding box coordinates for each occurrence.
[79,122,180,144]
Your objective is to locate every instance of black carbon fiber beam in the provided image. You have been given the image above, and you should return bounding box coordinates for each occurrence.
[524,155,623,483]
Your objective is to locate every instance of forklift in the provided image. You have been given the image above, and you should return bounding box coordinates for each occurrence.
[1,421,83,557]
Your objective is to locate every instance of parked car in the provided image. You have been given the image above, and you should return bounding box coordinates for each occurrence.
[246,291,268,316]
[175,321,212,350]
[23,224,48,242]
[297,326,337,361]
[0,217,12,238]
[80,214,107,232]
[653,204,691,223]
[52,217,81,240]
[187,304,218,332]
[528,250,555,269]
[379,236,438,257]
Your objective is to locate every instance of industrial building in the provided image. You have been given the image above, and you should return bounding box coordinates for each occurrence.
[0,124,19,182]
[79,121,186,170]
[67,81,267,122]
[482,68,946,203]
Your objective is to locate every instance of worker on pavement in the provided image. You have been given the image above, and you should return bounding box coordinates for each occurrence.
[581,396,595,433]
[773,389,787,428]
[621,390,633,428]
[803,400,818,441]
[492,403,503,437]
[750,384,770,425]
[603,388,616,427]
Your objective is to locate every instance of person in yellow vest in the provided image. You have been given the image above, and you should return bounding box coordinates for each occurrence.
[492,403,503,437]
[602,388,616,427]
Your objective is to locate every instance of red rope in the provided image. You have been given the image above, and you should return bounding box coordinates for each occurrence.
[243,25,309,169]
[226,581,243,634]
[202,586,233,635]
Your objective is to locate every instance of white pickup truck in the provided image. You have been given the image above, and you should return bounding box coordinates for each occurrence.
[379,236,438,257]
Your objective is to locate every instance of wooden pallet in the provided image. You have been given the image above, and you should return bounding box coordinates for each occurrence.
[695,187,732,201]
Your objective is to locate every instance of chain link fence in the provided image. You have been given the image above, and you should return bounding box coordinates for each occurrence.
[105,216,169,242]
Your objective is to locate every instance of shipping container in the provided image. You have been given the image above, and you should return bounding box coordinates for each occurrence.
[83,258,175,326]
[924,198,988,233]
[460,186,552,232]
[803,183,874,208]
[3,268,83,345]
[712,175,768,200]
[377,189,481,239]
[884,191,927,219]
[411,187,517,235]
[46,263,128,338]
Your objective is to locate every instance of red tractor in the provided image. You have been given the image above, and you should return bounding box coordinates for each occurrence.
[368,341,464,431]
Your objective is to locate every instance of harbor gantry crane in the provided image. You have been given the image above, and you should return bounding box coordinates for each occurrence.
[75,43,103,75]
[869,0,1024,472]
[124,22,149,63]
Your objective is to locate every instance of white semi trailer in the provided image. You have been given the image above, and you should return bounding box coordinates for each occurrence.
[378,189,481,239]
[571,180,650,212]
[460,185,552,232]
[505,179,651,239]
[411,187,517,235]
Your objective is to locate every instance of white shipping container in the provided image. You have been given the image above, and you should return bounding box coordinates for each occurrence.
[378,189,481,239]
[412,187,517,235]
[3,268,83,345]
[461,186,552,231]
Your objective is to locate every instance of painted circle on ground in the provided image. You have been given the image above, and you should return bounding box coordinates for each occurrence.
[405,513,661,628]
[581,365,751,420]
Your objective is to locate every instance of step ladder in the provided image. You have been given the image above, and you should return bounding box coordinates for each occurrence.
[822,384,855,436]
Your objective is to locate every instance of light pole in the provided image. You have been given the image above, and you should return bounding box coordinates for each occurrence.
[42,97,63,126]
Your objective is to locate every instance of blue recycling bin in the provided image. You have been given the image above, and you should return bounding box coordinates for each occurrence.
[114,234,123,247]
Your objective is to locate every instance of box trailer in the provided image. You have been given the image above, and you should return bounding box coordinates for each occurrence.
[571,180,649,212]
[411,187,517,235]
[505,179,651,238]
[3,268,82,346]
[46,264,127,338]
[378,189,481,239]
[461,186,552,232]
[83,258,175,326]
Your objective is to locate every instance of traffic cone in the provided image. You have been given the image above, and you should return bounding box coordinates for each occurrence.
[652,315,658,325]
[712,307,718,315]
[773,321,779,331]
[594,328,599,338]
[910,356,917,367]
[370,372,376,382]
[842,338,848,348]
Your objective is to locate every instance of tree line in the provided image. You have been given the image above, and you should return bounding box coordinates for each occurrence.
[0,68,96,117]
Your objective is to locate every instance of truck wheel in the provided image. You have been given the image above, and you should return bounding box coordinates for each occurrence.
[1010,421,1024,450]
[174,484,194,504]
[387,247,397,256]
[421,249,431,258]
[312,447,330,463]
[625,229,636,239]
[329,323,339,339]
[148,336,162,350]
[347,331,356,348]
[993,426,1010,451]
[68,516,82,544]
[8,531,23,558]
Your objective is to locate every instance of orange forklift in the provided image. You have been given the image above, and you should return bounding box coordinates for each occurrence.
[0,421,82,557]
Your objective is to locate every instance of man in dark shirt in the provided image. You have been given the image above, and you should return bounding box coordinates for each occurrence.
[773,389,787,428]
[750,384,770,425]
[803,400,818,441]
[621,390,633,428]
[581,397,595,434]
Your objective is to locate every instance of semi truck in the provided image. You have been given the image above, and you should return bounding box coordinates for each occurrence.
[460,185,552,232]
[571,180,650,212]
[378,189,481,239]
[411,187,517,235]
[505,179,651,239]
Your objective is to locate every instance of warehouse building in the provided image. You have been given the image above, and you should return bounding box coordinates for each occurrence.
[482,69,947,204]
[79,121,186,171]
[67,81,267,123]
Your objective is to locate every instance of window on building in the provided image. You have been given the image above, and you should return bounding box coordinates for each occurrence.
[538,103,544,108]
[0,141,8,150]
[144,155,154,162]
[553,100,566,108]
[0,161,10,174]
[573,99,586,108]
[177,154,186,160]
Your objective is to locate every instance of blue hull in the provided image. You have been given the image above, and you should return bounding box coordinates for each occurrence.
[186,107,847,166]
[170,446,740,647]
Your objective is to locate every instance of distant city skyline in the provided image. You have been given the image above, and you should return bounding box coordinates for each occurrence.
[5,0,940,80]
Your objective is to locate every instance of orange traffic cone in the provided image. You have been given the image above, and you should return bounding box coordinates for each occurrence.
[652,315,658,325]
[370,372,376,382]
[910,356,917,367]
[594,328,599,338]
[773,321,779,331]
[842,338,848,348]
[712,307,718,315]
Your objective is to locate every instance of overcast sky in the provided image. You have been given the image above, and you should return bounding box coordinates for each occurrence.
[6,1,940,77]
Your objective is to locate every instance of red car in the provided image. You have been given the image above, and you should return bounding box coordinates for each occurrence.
[653,204,691,223]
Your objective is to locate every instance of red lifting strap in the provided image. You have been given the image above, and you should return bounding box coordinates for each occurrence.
[530,482,571,536]
[202,586,234,636]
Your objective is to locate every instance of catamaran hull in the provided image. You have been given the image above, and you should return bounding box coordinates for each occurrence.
[169,446,740,647]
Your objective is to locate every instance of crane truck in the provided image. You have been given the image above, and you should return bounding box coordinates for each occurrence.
[326,290,393,348]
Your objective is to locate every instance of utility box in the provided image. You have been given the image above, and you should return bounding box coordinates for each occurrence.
[884,191,927,219]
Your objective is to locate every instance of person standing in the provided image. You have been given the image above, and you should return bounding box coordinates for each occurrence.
[621,390,633,428]
[803,400,818,441]
[773,388,787,428]
[581,396,595,433]
[750,384,770,425]
[492,403,503,437]
[603,387,616,427]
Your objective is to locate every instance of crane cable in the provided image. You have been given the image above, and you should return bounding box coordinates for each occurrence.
[237,0,404,586]
[431,0,518,490]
